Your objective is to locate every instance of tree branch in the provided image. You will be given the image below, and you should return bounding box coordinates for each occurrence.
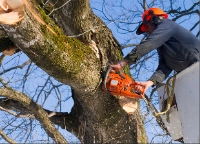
[0,60,31,75]
[121,44,139,49]
[190,21,200,30]
[0,88,68,143]
[168,2,199,15]
[172,10,199,21]
[0,0,101,93]
[168,2,199,22]
[0,106,35,118]
[0,98,80,136]
[0,129,17,144]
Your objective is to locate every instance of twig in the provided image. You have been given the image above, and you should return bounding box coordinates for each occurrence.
[0,106,35,118]
[0,129,17,144]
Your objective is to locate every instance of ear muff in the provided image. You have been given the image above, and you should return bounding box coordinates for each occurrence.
[150,15,161,25]
[148,10,162,25]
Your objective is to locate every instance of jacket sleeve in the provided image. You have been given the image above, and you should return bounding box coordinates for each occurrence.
[149,48,172,83]
[124,20,174,65]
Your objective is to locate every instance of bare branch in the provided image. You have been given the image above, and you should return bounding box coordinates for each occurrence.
[0,88,68,143]
[0,54,5,66]
[0,129,17,144]
[0,98,80,135]
[190,21,200,31]
[48,0,72,16]
[0,77,9,88]
[121,44,139,49]
[168,2,199,15]
[0,60,31,75]
[0,106,35,118]
[172,10,199,21]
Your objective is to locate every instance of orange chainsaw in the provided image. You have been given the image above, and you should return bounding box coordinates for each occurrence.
[103,67,144,99]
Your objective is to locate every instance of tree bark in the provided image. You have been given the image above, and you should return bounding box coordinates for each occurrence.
[0,0,148,143]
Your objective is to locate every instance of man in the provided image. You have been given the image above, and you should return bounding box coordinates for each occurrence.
[111,7,200,95]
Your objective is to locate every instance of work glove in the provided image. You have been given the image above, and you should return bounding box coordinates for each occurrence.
[124,51,138,66]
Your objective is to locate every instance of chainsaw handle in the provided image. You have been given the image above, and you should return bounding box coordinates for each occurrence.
[131,82,145,96]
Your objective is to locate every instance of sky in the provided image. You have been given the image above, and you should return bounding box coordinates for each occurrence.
[0,0,199,143]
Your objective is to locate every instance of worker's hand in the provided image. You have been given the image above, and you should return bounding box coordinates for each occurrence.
[110,60,127,72]
[134,80,154,95]
[110,63,122,72]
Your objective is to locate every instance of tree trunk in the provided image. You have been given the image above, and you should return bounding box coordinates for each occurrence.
[0,0,148,143]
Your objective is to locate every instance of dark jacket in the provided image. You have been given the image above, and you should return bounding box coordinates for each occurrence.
[124,19,199,83]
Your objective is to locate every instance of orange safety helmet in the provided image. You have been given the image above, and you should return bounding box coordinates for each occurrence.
[136,7,168,35]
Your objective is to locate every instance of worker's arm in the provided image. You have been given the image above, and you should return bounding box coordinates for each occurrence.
[111,20,174,71]
[124,20,174,66]
[133,49,172,94]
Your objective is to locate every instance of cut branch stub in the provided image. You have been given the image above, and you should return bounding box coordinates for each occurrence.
[0,0,25,25]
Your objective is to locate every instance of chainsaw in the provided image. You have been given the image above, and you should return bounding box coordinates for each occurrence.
[103,66,160,117]
[102,67,170,134]
[103,66,144,99]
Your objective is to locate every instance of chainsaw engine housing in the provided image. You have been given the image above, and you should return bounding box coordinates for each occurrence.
[104,70,143,99]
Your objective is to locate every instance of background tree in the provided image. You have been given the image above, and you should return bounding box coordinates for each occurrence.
[0,0,199,143]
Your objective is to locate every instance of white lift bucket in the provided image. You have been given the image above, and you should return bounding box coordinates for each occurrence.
[157,62,199,143]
